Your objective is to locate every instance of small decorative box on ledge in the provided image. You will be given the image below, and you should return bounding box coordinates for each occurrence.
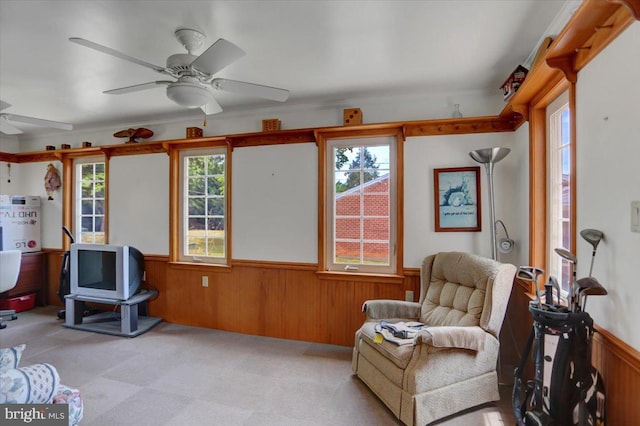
[262,118,281,132]
[343,108,362,126]
[186,127,203,139]
[501,65,529,101]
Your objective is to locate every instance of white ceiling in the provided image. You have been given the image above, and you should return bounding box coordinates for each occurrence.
[0,0,570,137]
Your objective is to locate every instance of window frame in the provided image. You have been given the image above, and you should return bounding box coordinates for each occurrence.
[72,156,108,245]
[529,80,577,294]
[171,144,231,266]
[317,127,404,277]
[546,92,572,293]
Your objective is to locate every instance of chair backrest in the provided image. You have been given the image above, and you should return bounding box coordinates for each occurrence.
[0,250,22,292]
[419,251,516,338]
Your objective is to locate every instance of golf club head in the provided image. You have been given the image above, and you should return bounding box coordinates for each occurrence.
[576,277,608,296]
[517,266,544,282]
[555,247,577,264]
[580,229,604,250]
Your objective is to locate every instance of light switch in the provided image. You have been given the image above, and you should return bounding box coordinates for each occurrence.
[632,201,640,233]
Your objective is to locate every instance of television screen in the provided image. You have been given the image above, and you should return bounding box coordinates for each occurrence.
[77,250,117,291]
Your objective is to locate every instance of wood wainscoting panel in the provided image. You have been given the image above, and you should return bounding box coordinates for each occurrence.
[44,250,64,306]
[591,326,640,425]
[156,260,419,346]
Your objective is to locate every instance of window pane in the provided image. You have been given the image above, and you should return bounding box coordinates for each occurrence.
[95,163,105,175]
[328,138,395,273]
[335,241,360,264]
[189,177,205,196]
[81,216,93,232]
[207,236,225,257]
[207,176,224,196]
[82,182,93,198]
[335,194,361,216]
[95,182,104,198]
[186,236,206,256]
[364,217,389,240]
[363,194,389,216]
[81,164,93,180]
[207,198,224,216]
[207,155,225,175]
[188,197,205,216]
[94,199,104,215]
[81,200,93,215]
[95,216,104,233]
[182,152,227,263]
[335,217,361,240]
[207,217,225,231]
[363,242,389,265]
[188,157,204,176]
[188,217,205,231]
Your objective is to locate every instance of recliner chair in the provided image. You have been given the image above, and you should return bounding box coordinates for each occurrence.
[0,250,22,329]
[352,251,516,425]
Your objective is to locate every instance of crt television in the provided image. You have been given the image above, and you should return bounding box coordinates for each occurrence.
[70,243,144,301]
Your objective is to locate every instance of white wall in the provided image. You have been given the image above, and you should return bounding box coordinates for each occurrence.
[510,122,531,267]
[404,132,524,267]
[232,143,317,263]
[108,154,169,254]
[575,22,640,351]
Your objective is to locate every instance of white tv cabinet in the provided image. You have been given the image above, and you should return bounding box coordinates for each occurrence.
[63,290,161,337]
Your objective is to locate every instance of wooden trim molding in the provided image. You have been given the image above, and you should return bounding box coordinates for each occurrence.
[501,0,637,124]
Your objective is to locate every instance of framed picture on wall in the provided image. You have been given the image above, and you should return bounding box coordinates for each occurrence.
[434,166,481,232]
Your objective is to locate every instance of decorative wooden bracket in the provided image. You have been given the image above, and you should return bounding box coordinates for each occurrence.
[546,56,578,83]
[608,0,640,20]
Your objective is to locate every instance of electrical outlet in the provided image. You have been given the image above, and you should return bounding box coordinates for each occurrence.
[202,276,209,287]
[142,271,146,282]
[405,290,414,302]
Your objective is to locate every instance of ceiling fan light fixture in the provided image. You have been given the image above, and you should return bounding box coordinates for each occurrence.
[166,82,213,108]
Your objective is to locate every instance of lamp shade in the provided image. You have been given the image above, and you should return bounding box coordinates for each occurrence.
[166,82,213,108]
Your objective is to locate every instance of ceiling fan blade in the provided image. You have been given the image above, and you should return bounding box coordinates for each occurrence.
[69,37,168,74]
[0,117,23,134]
[0,100,11,112]
[190,39,245,76]
[104,81,172,95]
[211,78,289,102]
[3,114,73,131]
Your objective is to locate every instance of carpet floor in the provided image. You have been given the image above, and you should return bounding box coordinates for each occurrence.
[1,306,513,425]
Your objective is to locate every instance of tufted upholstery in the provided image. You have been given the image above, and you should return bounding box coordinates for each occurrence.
[0,345,83,426]
[352,252,516,425]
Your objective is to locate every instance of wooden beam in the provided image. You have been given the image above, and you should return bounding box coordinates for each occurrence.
[404,116,515,136]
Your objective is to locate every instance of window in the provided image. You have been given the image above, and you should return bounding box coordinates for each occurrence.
[178,148,228,264]
[323,135,398,274]
[74,157,106,244]
[547,93,572,292]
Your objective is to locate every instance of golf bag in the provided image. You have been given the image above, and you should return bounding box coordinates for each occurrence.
[513,303,606,425]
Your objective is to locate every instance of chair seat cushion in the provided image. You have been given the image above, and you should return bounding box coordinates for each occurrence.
[357,322,416,370]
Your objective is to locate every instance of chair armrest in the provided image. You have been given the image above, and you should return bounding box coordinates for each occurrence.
[0,363,60,404]
[362,300,421,320]
[418,326,487,351]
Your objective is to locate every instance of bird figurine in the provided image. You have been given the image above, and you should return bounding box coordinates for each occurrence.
[113,127,153,143]
[44,163,61,200]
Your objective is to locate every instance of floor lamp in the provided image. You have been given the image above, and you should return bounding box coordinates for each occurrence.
[469,147,511,260]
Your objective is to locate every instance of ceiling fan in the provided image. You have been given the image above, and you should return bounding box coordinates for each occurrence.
[69,28,290,114]
[0,100,73,135]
